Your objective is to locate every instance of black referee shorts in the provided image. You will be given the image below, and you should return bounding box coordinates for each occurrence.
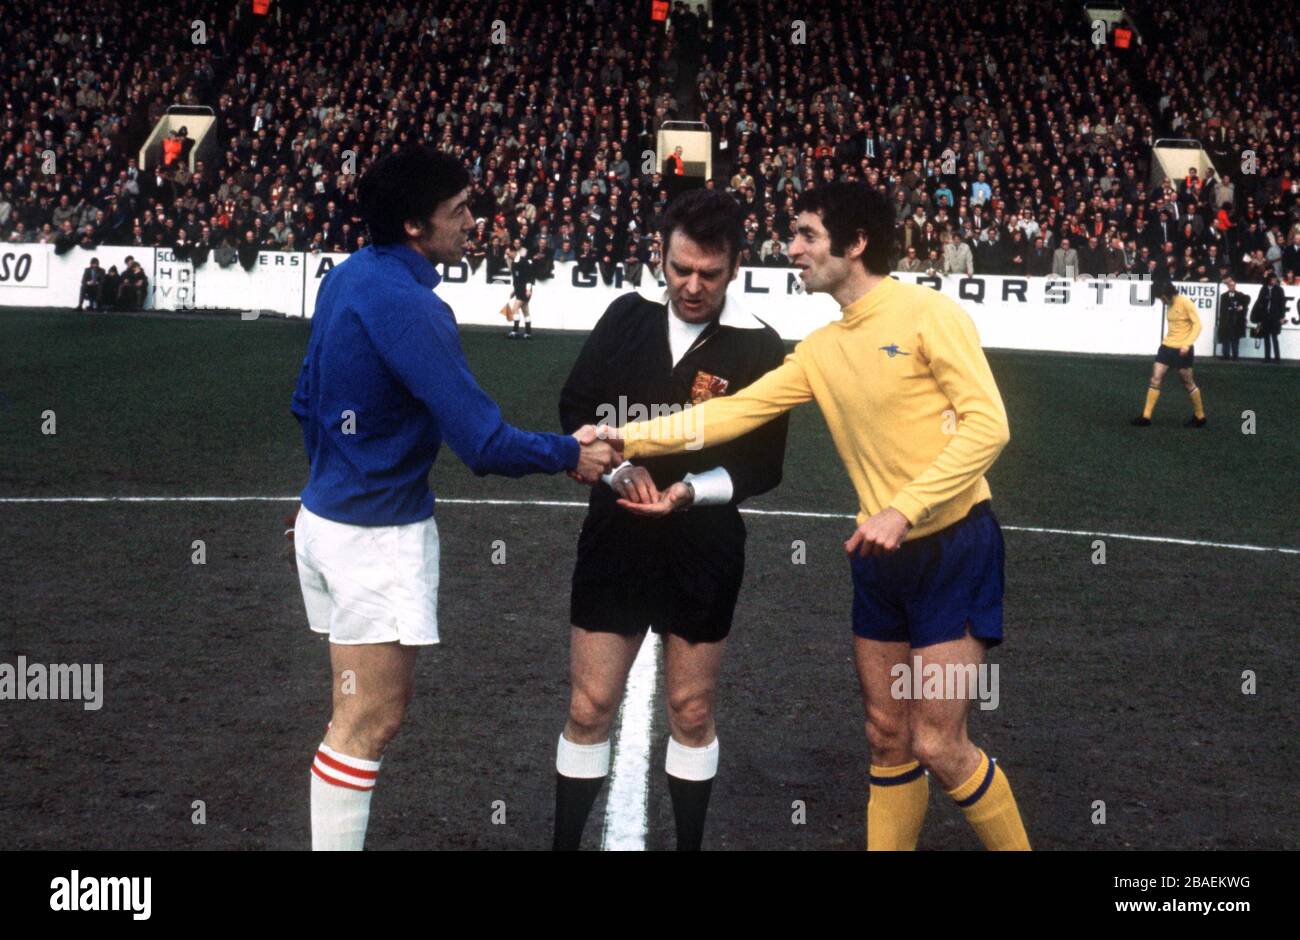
[570,503,745,644]
[1155,344,1194,368]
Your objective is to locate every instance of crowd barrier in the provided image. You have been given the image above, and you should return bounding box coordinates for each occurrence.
[2,244,1296,360]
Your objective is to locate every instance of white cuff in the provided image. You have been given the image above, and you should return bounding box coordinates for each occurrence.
[665,736,719,781]
[556,735,610,779]
[683,467,733,506]
[601,460,634,488]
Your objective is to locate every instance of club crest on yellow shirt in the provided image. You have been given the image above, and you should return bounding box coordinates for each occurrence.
[879,344,910,358]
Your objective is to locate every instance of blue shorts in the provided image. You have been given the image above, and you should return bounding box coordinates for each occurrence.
[1155,344,1194,369]
[849,501,1005,648]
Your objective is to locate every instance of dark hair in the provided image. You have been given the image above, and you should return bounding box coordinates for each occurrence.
[794,182,895,274]
[1156,279,1178,301]
[358,146,471,245]
[660,188,745,266]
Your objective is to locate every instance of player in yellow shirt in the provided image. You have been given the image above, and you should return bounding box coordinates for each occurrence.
[606,182,1030,851]
[1131,281,1207,427]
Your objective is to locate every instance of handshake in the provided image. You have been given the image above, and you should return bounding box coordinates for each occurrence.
[567,425,694,517]
[569,424,624,483]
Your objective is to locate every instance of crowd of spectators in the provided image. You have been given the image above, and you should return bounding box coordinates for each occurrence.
[1,0,1298,287]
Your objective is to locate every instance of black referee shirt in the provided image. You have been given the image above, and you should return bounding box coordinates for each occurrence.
[559,290,790,526]
[510,258,533,300]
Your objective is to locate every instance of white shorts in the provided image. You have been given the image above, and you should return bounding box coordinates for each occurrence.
[294,504,440,646]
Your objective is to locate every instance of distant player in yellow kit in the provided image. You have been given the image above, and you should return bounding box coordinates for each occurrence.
[606,182,1031,851]
[1131,281,1206,428]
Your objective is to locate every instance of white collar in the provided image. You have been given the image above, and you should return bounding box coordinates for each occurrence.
[660,289,766,330]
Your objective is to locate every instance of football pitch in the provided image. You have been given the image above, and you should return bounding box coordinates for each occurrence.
[1,308,1296,850]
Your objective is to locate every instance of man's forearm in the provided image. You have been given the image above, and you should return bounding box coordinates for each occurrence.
[620,355,811,458]
[888,411,1009,525]
[622,392,776,458]
[466,421,579,477]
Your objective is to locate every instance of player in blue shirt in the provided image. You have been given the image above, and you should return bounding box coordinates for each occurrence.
[291,147,618,850]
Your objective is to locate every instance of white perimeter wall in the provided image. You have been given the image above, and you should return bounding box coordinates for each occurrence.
[2,244,1298,361]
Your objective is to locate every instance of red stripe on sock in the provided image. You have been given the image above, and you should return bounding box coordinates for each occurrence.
[311,763,374,792]
[315,749,379,779]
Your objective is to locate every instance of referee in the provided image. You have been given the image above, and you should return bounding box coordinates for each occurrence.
[551,189,789,850]
[610,182,1031,851]
[290,146,617,850]
[506,244,534,339]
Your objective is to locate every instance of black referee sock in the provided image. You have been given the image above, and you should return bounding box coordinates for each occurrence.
[553,774,605,850]
[667,775,714,851]
[552,735,610,851]
[665,737,719,851]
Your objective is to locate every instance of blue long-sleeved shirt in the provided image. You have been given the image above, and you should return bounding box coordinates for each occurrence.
[291,243,579,525]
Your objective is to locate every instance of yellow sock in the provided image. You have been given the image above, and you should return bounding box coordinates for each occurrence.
[946,750,1031,851]
[1189,387,1205,419]
[867,760,929,850]
[1142,386,1160,419]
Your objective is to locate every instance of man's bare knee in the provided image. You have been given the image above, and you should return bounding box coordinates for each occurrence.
[330,702,406,759]
[325,643,417,757]
[666,691,714,745]
[908,724,955,771]
[567,685,618,742]
[908,715,978,787]
[371,706,406,748]
[866,709,912,764]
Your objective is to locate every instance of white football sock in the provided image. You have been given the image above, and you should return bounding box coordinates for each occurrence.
[310,741,381,851]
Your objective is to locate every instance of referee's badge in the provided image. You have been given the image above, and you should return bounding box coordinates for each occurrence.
[690,370,730,403]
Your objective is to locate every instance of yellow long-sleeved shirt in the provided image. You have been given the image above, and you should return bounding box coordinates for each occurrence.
[1162,294,1202,348]
[620,275,1010,539]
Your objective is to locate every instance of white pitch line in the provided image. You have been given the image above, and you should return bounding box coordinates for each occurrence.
[601,631,660,852]
[1001,524,1300,555]
[0,495,1297,555]
[0,496,300,503]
